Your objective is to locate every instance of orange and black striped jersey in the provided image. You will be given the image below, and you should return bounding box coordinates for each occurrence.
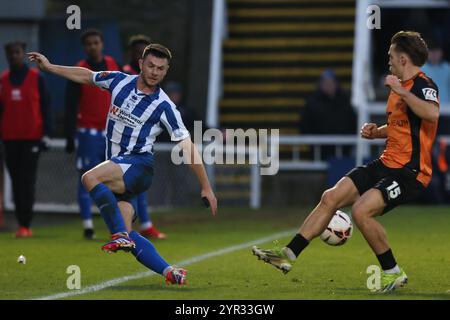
[380,71,439,187]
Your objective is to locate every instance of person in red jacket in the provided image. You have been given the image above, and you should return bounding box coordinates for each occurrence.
[0,41,51,237]
[123,34,167,240]
[64,29,120,240]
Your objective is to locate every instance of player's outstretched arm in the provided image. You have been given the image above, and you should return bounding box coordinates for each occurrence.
[27,52,94,85]
[178,138,217,216]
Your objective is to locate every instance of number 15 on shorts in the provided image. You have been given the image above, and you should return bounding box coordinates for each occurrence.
[386,181,401,200]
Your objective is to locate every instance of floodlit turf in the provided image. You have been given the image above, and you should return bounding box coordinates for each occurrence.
[0,206,449,300]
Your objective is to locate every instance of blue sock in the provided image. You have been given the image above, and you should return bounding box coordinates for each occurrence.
[129,231,170,275]
[78,179,92,221]
[137,192,151,224]
[89,183,126,234]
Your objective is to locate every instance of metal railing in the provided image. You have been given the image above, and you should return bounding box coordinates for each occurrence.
[3,140,261,212]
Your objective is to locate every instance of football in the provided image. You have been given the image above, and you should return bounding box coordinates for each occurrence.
[320,210,353,246]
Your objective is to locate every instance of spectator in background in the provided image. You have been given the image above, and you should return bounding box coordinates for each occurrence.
[300,69,356,159]
[422,40,450,105]
[165,81,198,135]
[64,29,121,240]
[421,39,450,204]
[123,34,167,240]
[421,139,450,204]
[158,81,199,142]
[0,41,51,237]
[123,35,151,74]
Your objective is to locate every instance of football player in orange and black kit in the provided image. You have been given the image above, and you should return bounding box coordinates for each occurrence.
[252,31,439,292]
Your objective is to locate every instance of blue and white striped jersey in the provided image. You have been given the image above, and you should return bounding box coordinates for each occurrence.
[92,71,190,159]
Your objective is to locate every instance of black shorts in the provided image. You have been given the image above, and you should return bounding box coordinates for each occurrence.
[346,159,425,214]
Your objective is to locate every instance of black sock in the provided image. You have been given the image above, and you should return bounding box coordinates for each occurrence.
[286,233,310,258]
[376,249,397,270]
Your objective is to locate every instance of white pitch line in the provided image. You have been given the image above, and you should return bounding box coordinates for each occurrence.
[33,229,295,300]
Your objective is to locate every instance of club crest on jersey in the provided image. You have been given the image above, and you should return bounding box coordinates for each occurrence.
[98,71,111,79]
[11,88,22,101]
[110,105,120,115]
[422,88,438,103]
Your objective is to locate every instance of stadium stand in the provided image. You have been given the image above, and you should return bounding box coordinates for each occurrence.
[215,0,356,204]
[220,0,355,133]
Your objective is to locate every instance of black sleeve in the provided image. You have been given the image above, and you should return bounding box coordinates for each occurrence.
[64,80,81,140]
[410,76,439,106]
[38,74,52,136]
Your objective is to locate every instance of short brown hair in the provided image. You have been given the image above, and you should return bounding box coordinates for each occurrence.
[391,31,428,67]
[4,41,26,52]
[81,28,103,44]
[128,34,151,47]
[142,43,172,62]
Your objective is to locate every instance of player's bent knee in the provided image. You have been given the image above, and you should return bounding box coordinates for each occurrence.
[351,206,364,225]
[104,179,126,195]
[351,203,372,225]
[320,188,340,210]
[81,171,99,191]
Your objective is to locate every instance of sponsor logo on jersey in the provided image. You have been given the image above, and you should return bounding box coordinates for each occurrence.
[389,119,409,127]
[109,105,143,127]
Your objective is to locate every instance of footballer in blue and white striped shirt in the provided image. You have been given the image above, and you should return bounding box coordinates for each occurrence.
[28,44,217,285]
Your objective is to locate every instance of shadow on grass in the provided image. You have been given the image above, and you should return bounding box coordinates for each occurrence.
[108,284,203,293]
[334,287,450,300]
[384,292,450,300]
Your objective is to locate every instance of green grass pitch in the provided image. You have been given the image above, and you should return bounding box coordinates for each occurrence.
[1,206,449,300]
